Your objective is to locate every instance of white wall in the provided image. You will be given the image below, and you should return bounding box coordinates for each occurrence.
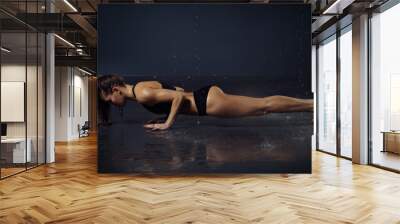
[1,65,27,138]
[1,63,46,164]
[55,67,89,141]
[1,64,43,136]
[55,67,69,141]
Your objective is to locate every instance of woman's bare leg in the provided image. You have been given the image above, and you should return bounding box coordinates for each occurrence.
[206,86,313,118]
[262,95,314,113]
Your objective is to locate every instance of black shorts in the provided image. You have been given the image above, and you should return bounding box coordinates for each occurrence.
[193,85,213,116]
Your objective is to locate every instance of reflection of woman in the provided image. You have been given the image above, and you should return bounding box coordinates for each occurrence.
[98,74,313,131]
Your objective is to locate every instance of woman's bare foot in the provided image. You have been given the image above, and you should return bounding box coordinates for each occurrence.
[306,99,314,112]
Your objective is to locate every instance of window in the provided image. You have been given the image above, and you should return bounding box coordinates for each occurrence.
[317,35,337,154]
[370,2,400,171]
[0,1,47,179]
[339,27,352,158]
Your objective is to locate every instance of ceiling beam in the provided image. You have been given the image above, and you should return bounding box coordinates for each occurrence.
[66,13,97,47]
[55,55,96,71]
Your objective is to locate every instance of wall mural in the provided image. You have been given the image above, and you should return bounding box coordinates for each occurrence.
[97,4,313,173]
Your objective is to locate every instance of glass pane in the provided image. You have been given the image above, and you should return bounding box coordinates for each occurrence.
[317,36,337,154]
[340,29,352,158]
[0,1,46,178]
[371,4,400,171]
[1,30,27,177]
[312,45,317,150]
[38,32,45,165]
[27,31,38,169]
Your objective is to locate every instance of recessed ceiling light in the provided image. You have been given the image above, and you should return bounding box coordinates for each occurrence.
[1,47,11,53]
[54,34,75,48]
[322,0,354,15]
[63,0,78,12]
[78,67,92,76]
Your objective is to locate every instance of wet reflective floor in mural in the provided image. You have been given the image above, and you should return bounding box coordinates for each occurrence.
[98,112,313,174]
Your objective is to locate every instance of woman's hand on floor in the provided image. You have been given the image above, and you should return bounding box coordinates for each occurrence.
[143,122,171,131]
[145,116,167,124]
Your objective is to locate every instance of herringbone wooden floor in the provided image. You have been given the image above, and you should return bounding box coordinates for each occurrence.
[1,134,400,224]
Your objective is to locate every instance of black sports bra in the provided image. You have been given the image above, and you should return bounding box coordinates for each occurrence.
[133,81,177,115]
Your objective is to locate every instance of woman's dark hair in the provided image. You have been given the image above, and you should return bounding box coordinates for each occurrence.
[97,74,126,95]
[97,74,126,125]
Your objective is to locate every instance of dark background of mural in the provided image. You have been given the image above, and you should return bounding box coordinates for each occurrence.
[97,4,313,173]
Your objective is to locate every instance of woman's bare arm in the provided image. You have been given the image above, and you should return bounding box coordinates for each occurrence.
[165,92,184,127]
[174,86,185,92]
[139,87,184,130]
